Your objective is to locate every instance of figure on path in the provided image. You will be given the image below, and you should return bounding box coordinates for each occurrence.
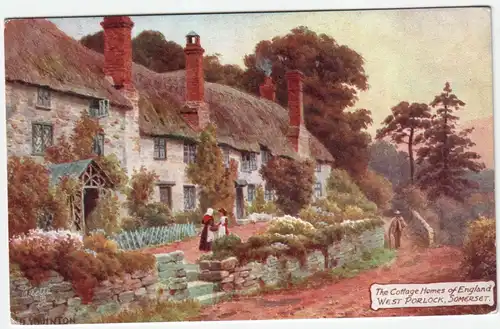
[386,210,407,249]
[217,207,230,238]
[199,208,219,252]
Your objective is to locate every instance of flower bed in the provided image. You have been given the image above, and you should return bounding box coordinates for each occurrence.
[9,229,156,304]
[113,223,198,250]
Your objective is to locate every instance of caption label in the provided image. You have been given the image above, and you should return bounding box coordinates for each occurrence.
[370,281,495,310]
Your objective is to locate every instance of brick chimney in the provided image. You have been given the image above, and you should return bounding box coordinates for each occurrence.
[259,76,276,102]
[181,31,209,130]
[101,16,134,90]
[286,70,305,152]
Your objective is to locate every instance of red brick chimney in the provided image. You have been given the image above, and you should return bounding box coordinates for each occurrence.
[101,16,134,90]
[181,31,209,130]
[259,76,276,102]
[286,70,305,152]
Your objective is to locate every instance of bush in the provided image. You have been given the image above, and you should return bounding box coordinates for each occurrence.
[9,230,155,303]
[172,209,203,225]
[212,233,243,259]
[266,215,317,237]
[260,157,315,215]
[135,202,172,227]
[356,170,393,211]
[126,166,159,214]
[462,217,496,280]
[86,192,122,236]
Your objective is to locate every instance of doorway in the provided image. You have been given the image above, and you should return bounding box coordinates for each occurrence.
[236,187,244,219]
[83,188,100,234]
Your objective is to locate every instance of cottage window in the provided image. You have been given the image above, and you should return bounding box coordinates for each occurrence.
[316,163,322,172]
[247,184,256,203]
[183,143,197,164]
[154,137,167,160]
[89,99,109,118]
[92,133,105,156]
[222,147,230,168]
[159,185,173,209]
[264,185,274,202]
[32,122,53,155]
[184,186,196,210]
[261,149,271,165]
[36,88,51,108]
[242,152,257,172]
[314,182,322,198]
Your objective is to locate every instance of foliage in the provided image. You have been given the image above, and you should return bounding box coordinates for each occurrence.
[241,26,372,177]
[266,215,317,237]
[80,30,104,54]
[9,230,155,303]
[462,217,496,281]
[8,157,51,237]
[355,170,394,211]
[171,209,203,225]
[416,82,485,201]
[368,140,410,188]
[85,192,122,236]
[215,158,238,222]
[326,168,378,214]
[212,233,243,260]
[393,184,429,212]
[248,185,266,213]
[186,124,235,215]
[135,202,172,227]
[430,196,471,246]
[114,223,197,250]
[328,248,396,280]
[260,157,315,215]
[94,299,202,323]
[376,101,432,183]
[96,154,128,193]
[126,166,159,213]
[204,53,245,87]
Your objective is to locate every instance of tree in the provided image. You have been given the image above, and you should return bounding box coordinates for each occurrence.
[240,27,372,177]
[80,31,104,54]
[185,124,228,213]
[375,101,432,183]
[132,30,186,72]
[260,157,315,215]
[368,140,410,188]
[416,82,485,201]
[203,53,244,87]
[355,170,394,211]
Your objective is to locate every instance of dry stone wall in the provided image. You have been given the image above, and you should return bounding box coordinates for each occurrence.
[155,251,189,301]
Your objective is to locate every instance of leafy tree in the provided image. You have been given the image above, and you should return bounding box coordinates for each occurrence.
[240,26,372,177]
[186,124,229,213]
[355,169,394,211]
[326,168,377,213]
[368,140,410,188]
[203,53,244,87]
[375,101,432,183]
[260,157,315,215]
[80,31,104,54]
[132,30,186,72]
[126,166,159,214]
[215,158,238,221]
[416,82,485,201]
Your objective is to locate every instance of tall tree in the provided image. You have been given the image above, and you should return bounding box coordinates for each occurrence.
[416,82,485,201]
[375,101,432,183]
[132,30,185,72]
[240,26,372,177]
[368,140,410,187]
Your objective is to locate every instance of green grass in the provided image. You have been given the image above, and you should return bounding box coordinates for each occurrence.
[93,299,201,323]
[328,248,396,280]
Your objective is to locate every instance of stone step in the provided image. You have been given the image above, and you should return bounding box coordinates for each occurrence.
[188,281,216,299]
[195,291,230,306]
[186,269,199,282]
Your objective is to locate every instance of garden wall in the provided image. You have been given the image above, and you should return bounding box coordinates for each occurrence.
[10,250,188,324]
[408,209,435,247]
[200,226,385,291]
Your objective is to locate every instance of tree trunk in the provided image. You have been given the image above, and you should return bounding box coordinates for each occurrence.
[408,128,415,183]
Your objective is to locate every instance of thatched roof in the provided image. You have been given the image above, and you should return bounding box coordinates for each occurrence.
[4,19,132,108]
[5,19,334,163]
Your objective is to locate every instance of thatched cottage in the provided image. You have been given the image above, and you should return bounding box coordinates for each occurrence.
[5,16,334,222]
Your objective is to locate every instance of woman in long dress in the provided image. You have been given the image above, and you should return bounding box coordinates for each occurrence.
[199,208,219,252]
[217,208,230,239]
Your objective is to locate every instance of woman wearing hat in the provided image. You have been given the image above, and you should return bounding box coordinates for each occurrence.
[199,208,219,252]
[217,208,230,238]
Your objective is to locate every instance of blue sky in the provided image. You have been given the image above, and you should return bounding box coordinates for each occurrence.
[51,7,493,135]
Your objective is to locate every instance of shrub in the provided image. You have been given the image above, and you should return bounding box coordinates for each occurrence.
[212,233,243,259]
[9,230,155,303]
[342,205,365,220]
[462,217,496,280]
[355,170,394,211]
[172,209,203,225]
[260,157,315,215]
[248,185,266,213]
[96,154,128,192]
[135,202,172,227]
[86,192,122,236]
[8,157,52,237]
[266,215,317,237]
[126,166,159,213]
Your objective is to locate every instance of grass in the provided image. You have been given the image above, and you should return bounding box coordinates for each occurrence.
[94,299,202,323]
[328,248,396,280]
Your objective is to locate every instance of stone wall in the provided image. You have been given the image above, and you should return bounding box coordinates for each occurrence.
[199,226,385,292]
[10,268,158,324]
[408,209,435,247]
[155,251,189,301]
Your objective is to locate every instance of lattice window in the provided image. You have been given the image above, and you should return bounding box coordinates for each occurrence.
[159,185,172,209]
[261,149,271,165]
[89,99,109,118]
[183,186,196,210]
[32,122,53,155]
[316,163,322,172]
[222,147,230,168]
[183,143,197,164]
[154,137,167,159]
[242,152,257,172]
[264,185,274,202]
[92,134,105,156]
[247,184,256,202]
[314,182,322,198]
[37,88,51,108]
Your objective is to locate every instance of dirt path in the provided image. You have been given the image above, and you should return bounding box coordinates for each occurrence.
[142,222,268,263]
[193,238,495,320]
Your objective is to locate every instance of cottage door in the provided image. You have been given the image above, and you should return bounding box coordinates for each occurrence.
[159,186,172,209]
[236,187,244,219]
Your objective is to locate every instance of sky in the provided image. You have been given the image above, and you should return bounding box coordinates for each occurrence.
[51,7,493,136]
